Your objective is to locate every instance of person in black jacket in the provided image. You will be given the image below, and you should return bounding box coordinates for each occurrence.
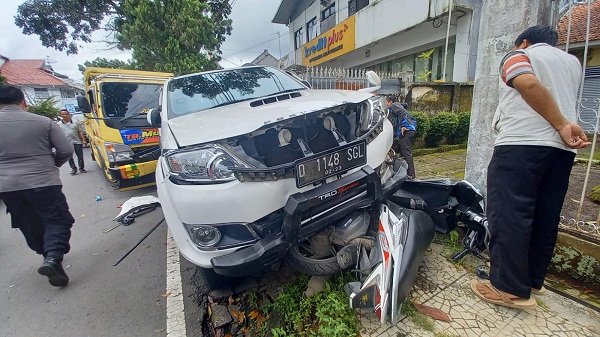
[386,96,416,179]
[0,85,75,287]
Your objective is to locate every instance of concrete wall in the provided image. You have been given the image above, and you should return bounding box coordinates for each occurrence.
[409,83,474,113]
[464,0,554,194]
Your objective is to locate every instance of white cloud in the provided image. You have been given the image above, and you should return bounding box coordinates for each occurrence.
[0,0,292,81]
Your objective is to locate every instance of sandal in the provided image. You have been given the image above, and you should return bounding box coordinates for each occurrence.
[470,279,537,309]
[531,286,547,295]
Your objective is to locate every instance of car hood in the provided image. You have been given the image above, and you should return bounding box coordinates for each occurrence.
[166,89,373,147]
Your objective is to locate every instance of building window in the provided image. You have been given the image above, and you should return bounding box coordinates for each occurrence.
[322,3,335,20]
[348,0,369,16]
[294,27,304,49]
[321,2,336,32]
[61,89,75,99]
[34,88,49,99]
[307,17,318,42]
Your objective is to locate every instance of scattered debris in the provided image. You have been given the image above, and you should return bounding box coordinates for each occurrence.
[95,196,103,201]
[114,195,160,223]
[412,302,452,322]
[161,292,172,298]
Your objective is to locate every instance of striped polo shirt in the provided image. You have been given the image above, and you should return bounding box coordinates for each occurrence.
[500,51,533,87]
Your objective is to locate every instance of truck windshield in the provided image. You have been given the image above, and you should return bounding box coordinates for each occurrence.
[166,67,306,119]
[100,83,162,118]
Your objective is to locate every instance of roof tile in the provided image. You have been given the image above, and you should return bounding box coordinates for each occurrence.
[557,1,600,45]
[0,59,69,86]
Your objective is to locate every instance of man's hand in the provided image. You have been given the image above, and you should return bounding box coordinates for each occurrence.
[401,126,407,136]
[556,122,591,149]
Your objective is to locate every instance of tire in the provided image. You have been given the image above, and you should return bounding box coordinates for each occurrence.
[286,243,341,276]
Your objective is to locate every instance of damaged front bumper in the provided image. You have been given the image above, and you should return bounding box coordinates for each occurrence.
[210,164,408,277]
[108,159,158,190]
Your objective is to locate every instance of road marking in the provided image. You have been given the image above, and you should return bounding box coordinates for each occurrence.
[166,229,187,336]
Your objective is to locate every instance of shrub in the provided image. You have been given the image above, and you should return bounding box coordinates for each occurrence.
[27,96,60,119]
[412,111,430,141]
[449,111,471,144]
[425,112,459,147]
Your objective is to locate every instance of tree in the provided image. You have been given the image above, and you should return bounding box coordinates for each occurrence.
[27,96,60,119]
[0,74,6,84]
[78,58,138,74]
[15,0,232,74]
[120,0,232,74]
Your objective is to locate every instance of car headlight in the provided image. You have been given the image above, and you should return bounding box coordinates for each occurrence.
[359,96,386,133]
[105,142,134,163]
[184,223,258,250]
[164,144,244,183]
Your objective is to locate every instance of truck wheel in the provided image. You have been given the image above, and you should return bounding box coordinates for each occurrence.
[286,242,341,276]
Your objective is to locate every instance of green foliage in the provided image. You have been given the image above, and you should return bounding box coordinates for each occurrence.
[448,111,471,144]
[78,58,138,74]
[266,272,360,337]
[411,111,430,140]
[27,96,60,119]
[400,301,435,332]
[412,143,467,157]
[15,0,232,74]
[418,48,435,60]
[0,74,6,84]
[425,112,459,148]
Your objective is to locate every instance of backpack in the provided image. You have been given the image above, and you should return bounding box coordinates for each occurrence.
[394,112,417,137]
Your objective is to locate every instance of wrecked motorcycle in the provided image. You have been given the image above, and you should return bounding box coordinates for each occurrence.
[343,174,489,324]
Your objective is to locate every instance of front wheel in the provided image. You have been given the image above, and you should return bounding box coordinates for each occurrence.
[285,231,341,276]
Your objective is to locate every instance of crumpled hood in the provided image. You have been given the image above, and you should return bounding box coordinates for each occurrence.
[166,89,373,147]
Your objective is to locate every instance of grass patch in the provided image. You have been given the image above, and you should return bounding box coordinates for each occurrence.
[413,143,467,157]
[401,301,436,332]
[434,332,459,337]
[535,298,550,311]
[264,272,360,337]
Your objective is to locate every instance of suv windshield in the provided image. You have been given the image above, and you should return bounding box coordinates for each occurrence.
[167,67,306,118]
[100,82,162,119]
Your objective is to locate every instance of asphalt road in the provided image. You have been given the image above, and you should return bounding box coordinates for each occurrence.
[0,148,170,337]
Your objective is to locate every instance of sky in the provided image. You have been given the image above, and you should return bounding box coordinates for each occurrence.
[0,0,292,84]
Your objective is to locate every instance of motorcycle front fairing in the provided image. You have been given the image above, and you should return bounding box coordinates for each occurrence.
[347,200,435,324]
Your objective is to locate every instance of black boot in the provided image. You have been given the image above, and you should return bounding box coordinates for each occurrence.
[38,256,69,287]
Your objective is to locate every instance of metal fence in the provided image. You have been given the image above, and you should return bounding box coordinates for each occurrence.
[295,67,413,97]
[557,0,600,241]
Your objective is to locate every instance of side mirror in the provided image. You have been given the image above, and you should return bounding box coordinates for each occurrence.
[366,71,381,86]
[147,108,161,127]
[76,96,92,113]
[358,71,382,93]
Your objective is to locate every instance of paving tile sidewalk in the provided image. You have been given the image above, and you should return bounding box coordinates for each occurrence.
[359,244,600,337]
[357,150,600,337]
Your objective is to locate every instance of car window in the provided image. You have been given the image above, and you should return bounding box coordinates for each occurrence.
[100,83,162,118]
[166,67,306,119]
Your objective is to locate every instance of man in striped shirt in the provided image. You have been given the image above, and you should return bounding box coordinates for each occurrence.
[471,26,590,309]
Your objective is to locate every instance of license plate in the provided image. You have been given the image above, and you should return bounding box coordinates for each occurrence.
[295,141,367,188]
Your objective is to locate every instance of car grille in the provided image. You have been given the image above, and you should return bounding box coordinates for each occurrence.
[132,145,161,162]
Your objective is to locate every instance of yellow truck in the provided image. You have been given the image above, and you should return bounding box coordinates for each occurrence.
[77,67,173,191]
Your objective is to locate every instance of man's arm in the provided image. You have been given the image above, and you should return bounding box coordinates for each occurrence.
[49,122,74,167]
[78,124,87,145]
[512,74,589,149]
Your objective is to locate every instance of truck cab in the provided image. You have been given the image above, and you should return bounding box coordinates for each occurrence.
[77,67,173,190]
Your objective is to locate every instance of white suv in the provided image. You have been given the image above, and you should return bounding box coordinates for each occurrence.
[149,66,404,277]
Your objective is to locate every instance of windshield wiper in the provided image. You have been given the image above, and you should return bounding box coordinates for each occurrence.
[120,111,144,122]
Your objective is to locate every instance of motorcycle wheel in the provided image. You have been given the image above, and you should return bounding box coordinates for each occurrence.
[286,241,341,276]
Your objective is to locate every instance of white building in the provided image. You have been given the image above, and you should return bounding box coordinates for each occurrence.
[0,55,84,109]
[273,0,481,83]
